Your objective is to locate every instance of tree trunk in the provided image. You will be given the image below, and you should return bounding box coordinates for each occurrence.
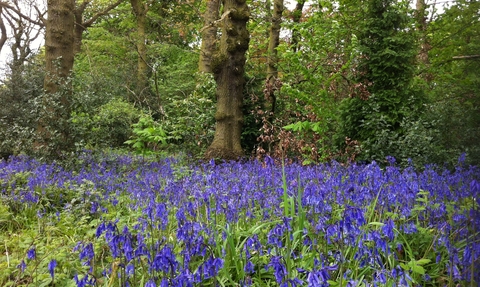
[291,0,305,52]
[44,0,75,94]
[36,0,75,154]
[130,0,149,100]
[205,0,250,160]
[265,0,283,115]
[73,0,89,54]
[198,0,220,73]
[415,0,430,66]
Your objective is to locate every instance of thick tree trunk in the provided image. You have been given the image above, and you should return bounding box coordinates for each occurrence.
[131,0,149,99]
[36,0,75,154]
[44,0,75,95]
[205,0,250,160]
[265,0,283,115]
[198,0,220,73]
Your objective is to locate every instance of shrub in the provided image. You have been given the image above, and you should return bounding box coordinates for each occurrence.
[71,98,143,149]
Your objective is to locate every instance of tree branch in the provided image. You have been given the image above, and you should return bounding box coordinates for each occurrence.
[0,1,44,27]
[452,55,480,60]
[199,9,232,33]
[82,0,124,28]
[0,8,7,53]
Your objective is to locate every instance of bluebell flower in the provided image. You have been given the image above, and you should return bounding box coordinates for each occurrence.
[17,260,26,273]
[382,219,395,241]
[307,268,329,287]
[126,263,134,277]
[267,224,285,248]
[283,278,303,287]
[145,279,156,287]
[307,270,321,287]
[244,260,255,273]
[27,247,35,260]
[266,256,286,284]
[48,259,57,279]
[150,245,178,275]
[197,256,224,279]
[74,274,95,287]
[78,242,95,265]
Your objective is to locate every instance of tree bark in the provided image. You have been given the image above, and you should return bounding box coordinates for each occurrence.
[36,0,75,154]
[415,0,430,65]
[130,0,149,100]
[198,0,220,73]
[205,0,250,160]
[265,0,283,115]
[44,0,75,95]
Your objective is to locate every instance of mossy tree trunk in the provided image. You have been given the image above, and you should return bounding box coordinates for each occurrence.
[205,0,250,160]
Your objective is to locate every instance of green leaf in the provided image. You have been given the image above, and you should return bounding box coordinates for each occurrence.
[415,258,431,265]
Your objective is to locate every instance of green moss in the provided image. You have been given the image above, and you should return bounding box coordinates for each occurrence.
[211,52,227,74]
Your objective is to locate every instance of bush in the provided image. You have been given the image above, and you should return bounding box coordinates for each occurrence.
[0,54,45,157]
[71,98,143,149]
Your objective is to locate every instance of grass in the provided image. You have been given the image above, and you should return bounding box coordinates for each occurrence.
[0,152,479,286]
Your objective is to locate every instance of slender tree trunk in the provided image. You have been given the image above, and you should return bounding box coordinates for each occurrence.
[291,0,305,52]
[131,0,149,100]
[205,0,250,160]
[265,0,283,115]
[199,0,220,73]
[73,0,88,54]
[415,0,430,66]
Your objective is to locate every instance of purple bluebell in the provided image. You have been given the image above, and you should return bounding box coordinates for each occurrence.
[382,219,395,241]
[48,259,57,279]
[266,256,286,284]
[74,274,95,287]
[145,279,156,287]
[17,260,26,273]
[27,247,35,260]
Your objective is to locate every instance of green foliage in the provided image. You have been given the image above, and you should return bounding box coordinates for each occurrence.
[148,44,199,117]
[337,0,426,165]
[125,114,168,155]
[423,0,480,166]
[254,2,359,162]
[0,53,45,158]
[71,98,142,149]
[160,72,216,155]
